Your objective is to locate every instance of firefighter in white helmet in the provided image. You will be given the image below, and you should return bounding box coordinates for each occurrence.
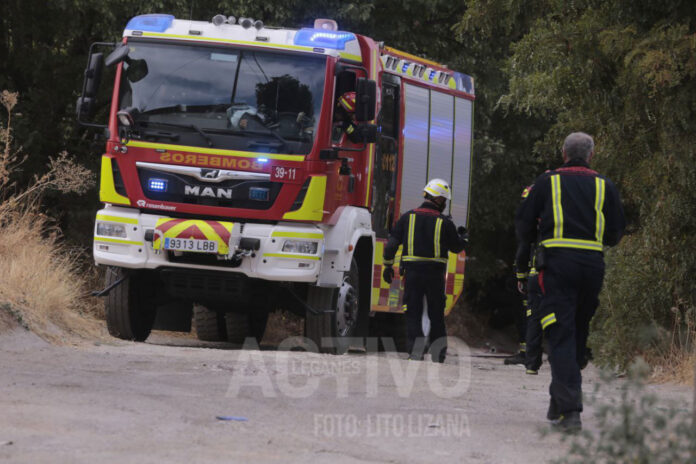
[382,179,469,362]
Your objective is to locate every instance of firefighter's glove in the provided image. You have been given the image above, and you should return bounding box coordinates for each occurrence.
[457,226,469,243]
[382,265,394,284]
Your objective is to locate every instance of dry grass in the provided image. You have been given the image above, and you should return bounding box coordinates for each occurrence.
[0,90,102,342]
[0,208,103,342]
[263,310,304,346]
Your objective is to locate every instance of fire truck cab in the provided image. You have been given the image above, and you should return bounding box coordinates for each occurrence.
[78,14,474,353]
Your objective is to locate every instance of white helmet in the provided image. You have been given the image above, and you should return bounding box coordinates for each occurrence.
[423,178,451,200]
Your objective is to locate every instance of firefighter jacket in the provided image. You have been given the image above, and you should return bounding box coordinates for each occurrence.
[515,158,626,256]
[383,200,468,271]
[514,184,539,277]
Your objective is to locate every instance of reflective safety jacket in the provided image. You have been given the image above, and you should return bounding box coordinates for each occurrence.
[515,158,625,255]
[383,200,467,271]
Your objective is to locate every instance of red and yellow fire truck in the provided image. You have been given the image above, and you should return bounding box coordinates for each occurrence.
[78,14,474,352]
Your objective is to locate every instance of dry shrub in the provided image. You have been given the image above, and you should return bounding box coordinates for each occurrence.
[0,90,101,341]
[645,305,696,385]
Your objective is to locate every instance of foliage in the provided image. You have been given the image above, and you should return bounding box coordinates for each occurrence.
[551,362,696,463]
[458,0,696,368]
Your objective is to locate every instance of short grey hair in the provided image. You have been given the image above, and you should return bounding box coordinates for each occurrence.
[563,132,594,161]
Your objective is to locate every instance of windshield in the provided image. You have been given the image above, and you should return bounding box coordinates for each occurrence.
[118,40,327,155]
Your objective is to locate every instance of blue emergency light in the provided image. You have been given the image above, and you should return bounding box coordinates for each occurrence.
[126,14,175,33]
[147,178,168,192]
[293,29,356,50]
[429,70,437,81]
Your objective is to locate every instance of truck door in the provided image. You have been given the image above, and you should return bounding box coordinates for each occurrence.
[372,74,400,238]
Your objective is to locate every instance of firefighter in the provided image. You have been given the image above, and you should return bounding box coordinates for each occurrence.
[333,91,362,144]
[512,184,544,373]
[515,132,625,432]
[382,179,469,362]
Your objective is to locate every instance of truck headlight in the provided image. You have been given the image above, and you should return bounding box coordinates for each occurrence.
[282,240,318,255]
[96,222,127,238]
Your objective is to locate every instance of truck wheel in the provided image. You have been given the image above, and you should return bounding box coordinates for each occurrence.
[225,311,268,344]
[193,304,227,341]
[105,266,156,342]
[305,258,362,354]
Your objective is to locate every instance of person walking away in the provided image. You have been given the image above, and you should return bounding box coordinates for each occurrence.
[515,132,625,432]
[382,179,469,362]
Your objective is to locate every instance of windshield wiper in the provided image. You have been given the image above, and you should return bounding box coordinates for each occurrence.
[137,120,214,147]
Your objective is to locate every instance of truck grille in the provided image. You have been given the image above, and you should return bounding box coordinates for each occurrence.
[138,166,280,210]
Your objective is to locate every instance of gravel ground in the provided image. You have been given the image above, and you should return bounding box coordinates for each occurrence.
[0,329,691,464]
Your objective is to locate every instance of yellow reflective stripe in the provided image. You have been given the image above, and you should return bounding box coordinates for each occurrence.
[271,231,324,239]
[516,272,528,279]
[407,214,416,257]
[141,31,316,53]
[283,176,327,221]
[339,52,362,62]
[124,140,304,162]
[434,218,443,258]
[402,304,408,312]
[526,309,532,317]
[262,253,320,261]
[541,313,557,329]
[551,175,563,239]
[540,238,604,251]
[595,177,606,243]
[94,237,143,246]
[99,156,130,205]
[96,214,138,225]
[383,258,394,265]
[402,255,448,264]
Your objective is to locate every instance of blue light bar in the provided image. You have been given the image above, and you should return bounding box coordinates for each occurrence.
[429,70,437,81]
[126,14,175,33]
[257,157,269,163]
[294,28,356,50]
[148,178,168,192]
[402,62,410,73]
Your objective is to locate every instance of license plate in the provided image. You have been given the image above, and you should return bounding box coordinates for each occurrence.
[164,237,219,254]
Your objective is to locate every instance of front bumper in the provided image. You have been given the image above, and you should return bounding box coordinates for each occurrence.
[93,206,324,282]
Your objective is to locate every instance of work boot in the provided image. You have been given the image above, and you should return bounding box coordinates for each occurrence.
[551,411,582,433]
[547,398,560,421]
[579,347,594,370]
[503,351,526,365]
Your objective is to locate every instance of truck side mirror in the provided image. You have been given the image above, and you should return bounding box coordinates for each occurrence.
[84,52,104,98]
[361,124,378,143]
[76,96,96,119]
[355,78,376,122]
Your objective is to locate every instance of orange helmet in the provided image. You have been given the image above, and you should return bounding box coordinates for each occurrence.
[338,91,356,113]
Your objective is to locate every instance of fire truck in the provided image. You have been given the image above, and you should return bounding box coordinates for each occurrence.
[77,14,474,353]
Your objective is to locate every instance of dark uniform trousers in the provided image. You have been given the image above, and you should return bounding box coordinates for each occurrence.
[525,273,543,371]
[540,248,604,413]
[403,264,447,362]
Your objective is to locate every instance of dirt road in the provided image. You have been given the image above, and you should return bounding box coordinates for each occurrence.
[0,327,691,464]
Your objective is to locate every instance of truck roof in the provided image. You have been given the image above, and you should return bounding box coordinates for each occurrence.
[123,14,363,63]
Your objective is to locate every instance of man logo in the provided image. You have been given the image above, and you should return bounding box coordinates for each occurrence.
[137,199,147,207]
[184,185,233,199]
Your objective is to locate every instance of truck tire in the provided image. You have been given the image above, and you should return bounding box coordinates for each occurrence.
[225,312,250,344]
[193,304,227,341]
[225,311,268,344]
[105,266,156,342]
[305,258,363,354]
